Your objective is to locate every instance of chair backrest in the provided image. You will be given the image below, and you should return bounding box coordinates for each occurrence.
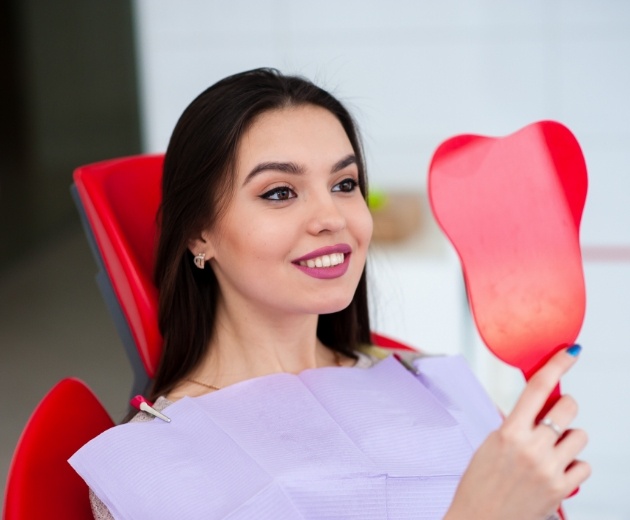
[73,155,164,385]
[4,378,114,519]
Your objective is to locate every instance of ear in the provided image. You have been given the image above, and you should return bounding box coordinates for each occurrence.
[187,229,217,261]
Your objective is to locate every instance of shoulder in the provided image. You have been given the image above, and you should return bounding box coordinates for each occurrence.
[354,344,430,369]
[90,488,114,520]
[88,396,173,518]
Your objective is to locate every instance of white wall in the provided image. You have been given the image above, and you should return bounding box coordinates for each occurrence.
[132,2,630,517]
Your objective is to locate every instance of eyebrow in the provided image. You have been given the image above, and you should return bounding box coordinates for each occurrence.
[242,154,357,186]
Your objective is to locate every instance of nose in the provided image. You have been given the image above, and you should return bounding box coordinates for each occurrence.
[306,192,346,235]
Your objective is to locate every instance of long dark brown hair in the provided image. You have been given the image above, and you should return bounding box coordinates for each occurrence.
[150,68,372,401]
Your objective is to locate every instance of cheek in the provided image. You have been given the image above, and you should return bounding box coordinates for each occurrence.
[224,215,290,263]
[353,203,374,248]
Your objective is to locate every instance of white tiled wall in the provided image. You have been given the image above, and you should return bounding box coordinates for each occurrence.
[132,1,630,516]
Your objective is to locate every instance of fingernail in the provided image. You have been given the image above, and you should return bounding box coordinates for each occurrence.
[566,344,582,357]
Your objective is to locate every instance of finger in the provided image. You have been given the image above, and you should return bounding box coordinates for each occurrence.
[562,459,592,493]
[555,428,589,467]
[508,344,582,428]
[536,395,578,440]
[537,417,564,439]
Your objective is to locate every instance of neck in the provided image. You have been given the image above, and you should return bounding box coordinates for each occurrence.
[184,295,339,391]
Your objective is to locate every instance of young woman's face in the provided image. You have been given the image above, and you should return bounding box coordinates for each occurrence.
[200,104,373,319]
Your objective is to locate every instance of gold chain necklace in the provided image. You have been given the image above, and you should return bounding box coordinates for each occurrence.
[184,378,221,391]
[185,350,343,391]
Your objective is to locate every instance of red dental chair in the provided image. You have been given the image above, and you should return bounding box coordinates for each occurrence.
[1,154,432,520]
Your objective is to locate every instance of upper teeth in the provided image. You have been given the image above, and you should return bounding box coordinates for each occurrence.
[299,253,345,268]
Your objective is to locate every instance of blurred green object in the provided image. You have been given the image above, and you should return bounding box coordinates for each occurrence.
[368,190,388,210]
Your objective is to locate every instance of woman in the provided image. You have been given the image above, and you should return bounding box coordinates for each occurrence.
[71,68,590,519]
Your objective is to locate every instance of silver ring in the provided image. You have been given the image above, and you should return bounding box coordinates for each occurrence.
[539,417,563,437]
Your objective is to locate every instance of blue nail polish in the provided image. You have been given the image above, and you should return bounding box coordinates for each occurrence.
[566,344,582,357]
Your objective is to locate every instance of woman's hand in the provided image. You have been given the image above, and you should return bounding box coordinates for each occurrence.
[445,345,591,520]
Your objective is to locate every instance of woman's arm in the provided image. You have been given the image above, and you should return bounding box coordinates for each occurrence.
[444,346,590,520]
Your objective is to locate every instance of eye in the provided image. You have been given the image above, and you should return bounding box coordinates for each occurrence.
[332,178,359,193]
[260,185,296,201]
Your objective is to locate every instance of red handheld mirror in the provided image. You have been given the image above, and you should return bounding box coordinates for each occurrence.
[428,121,587,417]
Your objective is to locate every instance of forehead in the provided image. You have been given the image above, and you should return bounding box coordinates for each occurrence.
[235,105,354,171]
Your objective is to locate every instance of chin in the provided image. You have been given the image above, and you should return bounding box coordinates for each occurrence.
[312,295,355,316]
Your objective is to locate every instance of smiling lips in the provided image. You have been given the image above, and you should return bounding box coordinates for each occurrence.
[293,244,351,279]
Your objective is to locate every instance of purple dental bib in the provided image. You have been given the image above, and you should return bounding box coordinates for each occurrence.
[70,355,501,519]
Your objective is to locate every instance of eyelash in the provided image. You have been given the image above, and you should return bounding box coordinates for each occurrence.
[261,186,296,201]
[260,178,359,201]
